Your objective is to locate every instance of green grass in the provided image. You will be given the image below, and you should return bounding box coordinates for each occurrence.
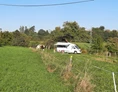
[74,42,90,49]
[40,49,118,92]
[0,46,70,92]
[0,46,118,92]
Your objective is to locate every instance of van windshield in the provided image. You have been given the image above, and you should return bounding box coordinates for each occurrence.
[75,45,79,49]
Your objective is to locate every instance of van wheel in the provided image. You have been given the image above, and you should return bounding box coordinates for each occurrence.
[74,51,77,54]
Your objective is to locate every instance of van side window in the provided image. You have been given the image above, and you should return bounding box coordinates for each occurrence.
[57,45,67,48]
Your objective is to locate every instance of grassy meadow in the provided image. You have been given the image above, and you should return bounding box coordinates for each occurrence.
[38,48,118,92]
[0,46,118,92]
[0,46,70,92]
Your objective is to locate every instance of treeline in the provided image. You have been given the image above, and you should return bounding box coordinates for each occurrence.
[0,21,118,55]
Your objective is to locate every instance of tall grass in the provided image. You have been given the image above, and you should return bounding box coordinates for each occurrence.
[38,49,118,92]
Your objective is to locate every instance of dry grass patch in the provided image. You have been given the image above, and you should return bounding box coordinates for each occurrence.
[74,72,95,92]
[47,64,57,73]
[95,57,114,63]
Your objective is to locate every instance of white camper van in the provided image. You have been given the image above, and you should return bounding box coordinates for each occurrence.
[54,42,81,54]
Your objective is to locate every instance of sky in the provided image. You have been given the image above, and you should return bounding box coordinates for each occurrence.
[0,0,118,32]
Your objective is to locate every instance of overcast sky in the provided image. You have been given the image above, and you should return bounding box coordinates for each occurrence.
[0,0,118,32]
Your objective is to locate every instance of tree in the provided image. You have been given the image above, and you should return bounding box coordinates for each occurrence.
[104,30,111,41]
[24,26,36,36]
[62,21,79,41]
[0,31,3,46]
[24,28,29,35]
[91,36,104,53]
[50,28,65,42]
[110,30,118,38]
[19,26,25,33]
[92,27,104,40]
[12,30,30,47]
[28,26,35,36]
[0,31,13,46]
[76,27,90,42]
[99,26,105,31]
[106,37,118,55]
[38,29,49,40]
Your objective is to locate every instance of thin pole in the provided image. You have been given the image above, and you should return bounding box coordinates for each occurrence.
[112,72,117,92]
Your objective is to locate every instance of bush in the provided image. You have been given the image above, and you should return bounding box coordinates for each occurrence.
[28,41,40,48]
[81,48,88,54]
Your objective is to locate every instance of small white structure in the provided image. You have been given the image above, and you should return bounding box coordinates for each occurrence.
[54,42,81,54]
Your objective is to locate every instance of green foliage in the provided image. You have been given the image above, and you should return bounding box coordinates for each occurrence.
[44,39,55,49]
[12,30,30,47]
[0,21,118,53]
[24,26,37,38]
[49,21,90,42]
[106,37,118,54]
[0,32,4,46]
[62,21,79,42]
[50,29,65,42]
[75,42,90,50]
[0,31,13,46]
[38,29,49,38]
[91,36,104,53]
[19,26,25,33]
[110,30,118,38]
[76,29,90,42]
[28,41,40,47]
[92,27,104,40]
[104,30,111,41]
